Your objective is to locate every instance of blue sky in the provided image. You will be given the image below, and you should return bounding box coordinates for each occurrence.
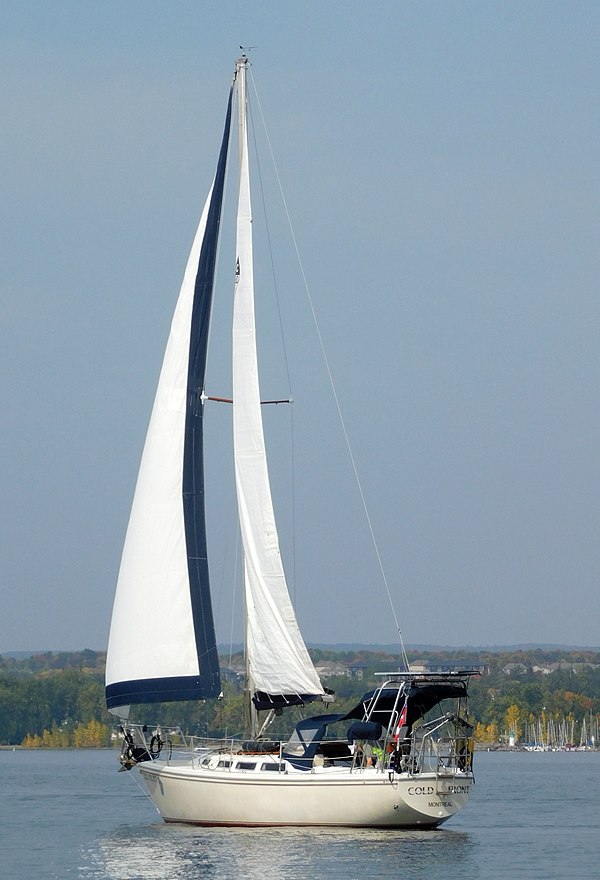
[2,1,599,652]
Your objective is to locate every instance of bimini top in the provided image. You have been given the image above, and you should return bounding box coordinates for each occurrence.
[282,675,473,769]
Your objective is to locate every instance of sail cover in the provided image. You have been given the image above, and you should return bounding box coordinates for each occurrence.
[105,88,233,713]
[232,61,324,705]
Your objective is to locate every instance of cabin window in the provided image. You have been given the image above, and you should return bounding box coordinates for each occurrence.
[235,761,257,770]
[261,763,283,771]
[217,760,232,768]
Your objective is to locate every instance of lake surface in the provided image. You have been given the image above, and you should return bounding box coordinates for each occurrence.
[2,749,599,879]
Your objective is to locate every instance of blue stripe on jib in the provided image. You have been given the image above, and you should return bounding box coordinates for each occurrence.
[179,85,233,701]
[106,676,209,711]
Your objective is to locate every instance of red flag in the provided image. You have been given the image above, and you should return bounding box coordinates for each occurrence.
[393,704,408,742]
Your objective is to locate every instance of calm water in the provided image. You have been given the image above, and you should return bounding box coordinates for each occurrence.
[2,749,599,879]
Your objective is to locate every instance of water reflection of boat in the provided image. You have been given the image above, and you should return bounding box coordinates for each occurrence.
[95,824,473,880]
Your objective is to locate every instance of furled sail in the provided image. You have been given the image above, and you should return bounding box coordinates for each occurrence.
[232,60,324,708]
[105,87,233,713]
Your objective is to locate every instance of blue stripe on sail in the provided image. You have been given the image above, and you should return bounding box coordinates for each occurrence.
[106,676,210,710]
[180,85,233,700]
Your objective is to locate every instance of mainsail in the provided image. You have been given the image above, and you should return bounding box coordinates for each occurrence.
[105,88,233,713]
[232,60,324,708]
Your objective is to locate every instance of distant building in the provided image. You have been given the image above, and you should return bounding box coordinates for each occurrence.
[349,664,368,680]
[410,662,485,675]
[315,662,351,679]
[532,663,559,675]
[501,662,528,676]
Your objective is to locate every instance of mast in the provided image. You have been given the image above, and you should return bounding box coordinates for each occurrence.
[235,56,258,737]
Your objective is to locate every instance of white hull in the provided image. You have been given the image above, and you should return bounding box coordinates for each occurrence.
[139,761,473,828]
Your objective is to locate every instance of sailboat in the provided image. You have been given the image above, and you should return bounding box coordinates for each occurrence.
[105,55,477,828]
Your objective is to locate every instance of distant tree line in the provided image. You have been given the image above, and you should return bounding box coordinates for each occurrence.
[1,648,599,746]
[0,658,113,746]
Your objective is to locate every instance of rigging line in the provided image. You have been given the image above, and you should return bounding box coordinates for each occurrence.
[247,77,298,603]
[124,759,156,801]
[249,67,409,671]
[247,79,293,397]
